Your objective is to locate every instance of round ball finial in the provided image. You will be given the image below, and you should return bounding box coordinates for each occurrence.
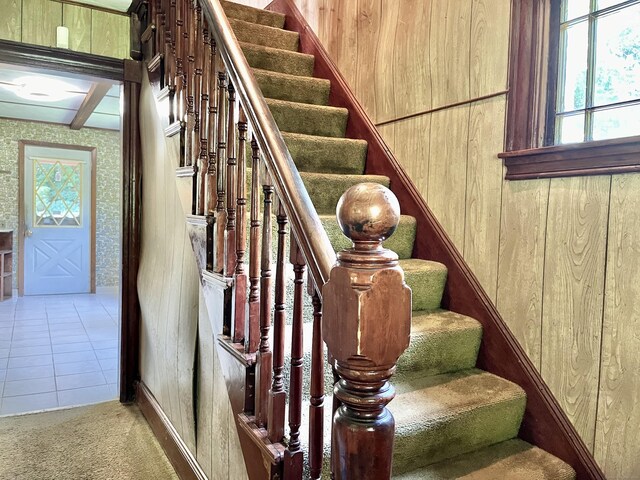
[336,183,401,245]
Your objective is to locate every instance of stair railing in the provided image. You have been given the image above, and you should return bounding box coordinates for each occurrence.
[139,0,411,478]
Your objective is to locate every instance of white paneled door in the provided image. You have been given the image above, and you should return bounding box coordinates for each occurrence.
[23,145,92,295]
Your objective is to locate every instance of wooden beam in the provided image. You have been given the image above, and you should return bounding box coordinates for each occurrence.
[70,82,112,130]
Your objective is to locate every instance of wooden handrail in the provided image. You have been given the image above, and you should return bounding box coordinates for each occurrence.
[199,0,336,290]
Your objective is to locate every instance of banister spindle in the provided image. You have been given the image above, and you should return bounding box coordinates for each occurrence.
[233,108,248,344]
[206,40,218,217]
[246,137,261,354]
[214,71,227,274]
[166,0,177,123]
[308,281,324,480]
[267,201,288,443]
[284,239,305,478]
[184,0,195,167]
[323,183,411,480]
[225,82,237,278]
[196,24,210,216]
[255,169,274,427]
[174,0,186,166]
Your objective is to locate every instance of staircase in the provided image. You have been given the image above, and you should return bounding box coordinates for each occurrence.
[135,0,604,478]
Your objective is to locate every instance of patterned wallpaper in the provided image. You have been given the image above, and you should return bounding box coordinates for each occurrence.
[0,119,122,288]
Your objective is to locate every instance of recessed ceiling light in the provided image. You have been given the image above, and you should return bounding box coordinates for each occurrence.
[3,76,83,102]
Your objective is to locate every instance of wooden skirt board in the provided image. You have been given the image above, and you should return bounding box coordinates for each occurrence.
[18,142,97,295]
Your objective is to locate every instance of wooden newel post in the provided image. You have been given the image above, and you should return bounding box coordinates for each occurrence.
[323,183,412,480]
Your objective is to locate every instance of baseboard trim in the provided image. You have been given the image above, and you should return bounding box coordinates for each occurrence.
[136,381,208,480]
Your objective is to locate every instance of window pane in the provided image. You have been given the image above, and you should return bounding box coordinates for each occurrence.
[592,103,640,140]
[597,0,628,10]
[593,4,640,106]
[563,0,590,21]
[558,21,589,112]
[557,113,586,144]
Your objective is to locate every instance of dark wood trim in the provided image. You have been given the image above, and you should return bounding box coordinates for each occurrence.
[0,40,125,82]
[499,135,640,179]
[136,381,208,480]
[17,141,97,296]
[268,1,605,478]
[120,59,143,403]
[70,82,112,130]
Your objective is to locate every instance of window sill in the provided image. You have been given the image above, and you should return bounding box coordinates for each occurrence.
[498,135,640,180]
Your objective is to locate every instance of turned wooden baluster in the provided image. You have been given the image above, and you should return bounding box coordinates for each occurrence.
[267,201,288,443]
[214,71,227,274]
[246,137,261,354]
[191,2,203,177]
[255,169,274,427]
[183,0,195,167]
[284,239,306,478]
[233,109,248,344]
[166,0,177,123]
[174,0,186,160]
[196,24,210,216]
[225,83,237,277]
[206,40,218,217]
[323,183,411,480]
[308,280,324,480]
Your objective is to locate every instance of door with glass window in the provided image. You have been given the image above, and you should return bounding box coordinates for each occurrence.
[23,145,92,295]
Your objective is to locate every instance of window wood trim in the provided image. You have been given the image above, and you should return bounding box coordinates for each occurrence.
[503,0,640,180]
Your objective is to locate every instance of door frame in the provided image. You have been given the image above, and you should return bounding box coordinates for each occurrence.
[18,141,97,296]
[0,39,143,403]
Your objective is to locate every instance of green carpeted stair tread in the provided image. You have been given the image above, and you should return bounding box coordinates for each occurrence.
[253,68,330,105]
[390,369,527,474]
[393,439,576,480]
[399,259,448,311]
[221,0,285,28]
[396,310,482,379]
[229,18,299,52]
[241,42,315,77]
[266,98,348,138]
[301,172,389,214]
[282,132,368,174]
[321,214,417,260]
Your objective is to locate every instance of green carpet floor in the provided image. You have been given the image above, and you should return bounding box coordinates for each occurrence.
[222,2,576,478]
[0,401,177,480]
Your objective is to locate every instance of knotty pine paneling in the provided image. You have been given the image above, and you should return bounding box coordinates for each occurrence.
[463,96,506,302]
[63,4,91,53]
[541,176,610,449]
[496,179,550,369]
[0,0,21,41]
[427,104,469,252]
[595,173,640,479]
[21,0,61,47]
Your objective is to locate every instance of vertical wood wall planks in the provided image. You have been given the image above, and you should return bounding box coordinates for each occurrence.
[91,10,129,58]
[62,4,91,53]
[541,176,610,448]
[0,0,21,41]
[21,0,61,47]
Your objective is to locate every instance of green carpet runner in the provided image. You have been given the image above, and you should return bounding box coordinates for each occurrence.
[222,2,576,478]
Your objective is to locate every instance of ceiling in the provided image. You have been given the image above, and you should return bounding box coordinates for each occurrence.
[0,64,121,131]
[71,0,132,12]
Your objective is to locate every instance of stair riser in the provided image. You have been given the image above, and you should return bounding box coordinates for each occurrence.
[254,70,330,106]
[222,0,285,28]
[230,19,300,51]
[242,44,315,77]
[403,267,447,312]
[267,101,348,138]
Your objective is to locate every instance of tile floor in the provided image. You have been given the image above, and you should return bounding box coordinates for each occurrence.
[0,288,120,416]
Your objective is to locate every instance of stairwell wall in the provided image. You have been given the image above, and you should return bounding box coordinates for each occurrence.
[137,70,247,479]
[232,0,640,477]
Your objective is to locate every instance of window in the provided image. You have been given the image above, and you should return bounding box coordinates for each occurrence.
[554,0,640,144]
[500,0,640,180]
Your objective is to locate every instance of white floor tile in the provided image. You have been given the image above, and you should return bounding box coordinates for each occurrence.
[1,392,58,415]
[7,354,53,368]
[56,371,106,390]
[50,334,90,345]
[3,376,56,397]
[0,349,9,359]
[95,348,118,360]
[98,357,118,371]
[10,345,52,357]
[53,350,97,364]
[5,365,55,382]
[57,384,114,408]
[0,369,5,382]
[47,316,81,324]
[0,358,7,369]
[90,340,118,350]
[54,360,101,376]
[52,342,93,354]
[9,337,51,348]
[102,369,119,384]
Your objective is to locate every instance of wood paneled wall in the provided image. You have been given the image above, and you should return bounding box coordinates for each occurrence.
[0,0,129,58]
[138,71,247,478]
[244,0,638,477]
